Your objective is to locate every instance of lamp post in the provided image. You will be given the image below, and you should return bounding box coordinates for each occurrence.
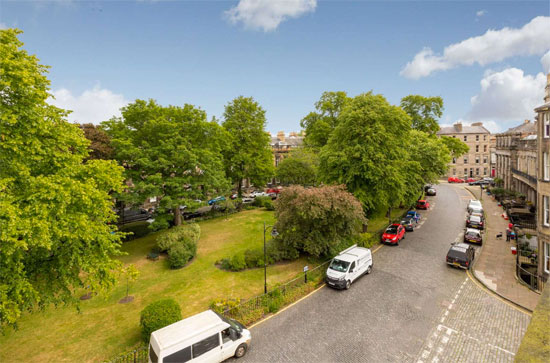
[263,222,278,294]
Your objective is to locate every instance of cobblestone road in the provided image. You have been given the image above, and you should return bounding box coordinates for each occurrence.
[239,184,531,363]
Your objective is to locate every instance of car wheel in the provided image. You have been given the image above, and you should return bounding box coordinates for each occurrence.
[366,265,372,274]
[345,280,351,290]
[234,344,247,358]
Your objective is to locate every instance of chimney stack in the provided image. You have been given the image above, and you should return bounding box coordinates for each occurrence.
[524,119,530,124]
[454,122,463,132]
[471,122,483,127]
[289,132,297,137]
[277,131,285,142]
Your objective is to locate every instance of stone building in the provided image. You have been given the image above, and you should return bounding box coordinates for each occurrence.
[270,131,304,166]
[495,120,537,192]
[536,73,550,280]
[437,122,491,179]
[489,135,497,177]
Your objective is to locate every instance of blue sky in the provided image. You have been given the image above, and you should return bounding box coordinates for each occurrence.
[1,1,549,133]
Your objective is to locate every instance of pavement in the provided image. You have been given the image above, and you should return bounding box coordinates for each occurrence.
[233,184,531,363]
[462,185,540,312]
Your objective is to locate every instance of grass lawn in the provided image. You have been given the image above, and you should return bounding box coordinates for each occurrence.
[0,209,309,363]
[367,207,409,232]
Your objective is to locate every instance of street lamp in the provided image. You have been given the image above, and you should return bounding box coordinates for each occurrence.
[263,222,279,294]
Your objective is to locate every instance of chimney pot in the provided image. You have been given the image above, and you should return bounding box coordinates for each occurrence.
[454,122,463,132]
[277,131,285,142]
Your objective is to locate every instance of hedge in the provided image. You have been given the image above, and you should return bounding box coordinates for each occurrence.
[156,223,200,269]
[140,299,182,342]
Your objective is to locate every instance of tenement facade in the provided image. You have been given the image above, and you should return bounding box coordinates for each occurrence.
[536,73,550,280]
[495,120,537,193]
[438,122,491,179]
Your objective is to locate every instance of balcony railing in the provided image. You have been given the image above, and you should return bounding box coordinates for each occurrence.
[511,167,537,184]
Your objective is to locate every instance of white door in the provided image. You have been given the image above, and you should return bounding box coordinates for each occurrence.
[348,261,359,282]
[220,329,238,361]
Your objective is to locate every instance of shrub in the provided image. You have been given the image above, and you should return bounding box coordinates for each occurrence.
[253,196,274,210]
[209,298,242,314]
[244,248,265,268]
[228,253,247,271]
[140,299,182,342]
[168,243,196,269]
[156,231,179,253]
[355,233,379,249]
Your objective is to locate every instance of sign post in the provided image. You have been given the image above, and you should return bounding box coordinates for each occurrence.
[303,265,309,283]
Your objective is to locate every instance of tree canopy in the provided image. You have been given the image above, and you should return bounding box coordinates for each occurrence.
[300,91,350,149]
[103,99,229,229]
[319,92,417,214]
[400,95,443,135]
[79,123,114,160]
[440,135,470,158]
[222,96,274,196]
[274,185,366,258]
[275,148,319,186]
[0,29,125,328]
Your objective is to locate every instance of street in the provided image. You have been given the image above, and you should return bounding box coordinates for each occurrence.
[240,183,531,362]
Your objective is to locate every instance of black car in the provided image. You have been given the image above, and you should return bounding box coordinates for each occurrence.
[463,228,482,244]
[446,243,475,269]
[400,217,415,232]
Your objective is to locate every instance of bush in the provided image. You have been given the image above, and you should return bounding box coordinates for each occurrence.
[228,253,247,271]
[253,196,274,210]
[168,243,196,269]
[209,298,242,314]
[355,233,379,249]
[244,248,265,268]
[157,224,200,268]
[140,299,182,342]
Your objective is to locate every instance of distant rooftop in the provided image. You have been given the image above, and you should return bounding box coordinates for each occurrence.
[501,120,537,135]
[438,122,490,135]
[270,131,304,147]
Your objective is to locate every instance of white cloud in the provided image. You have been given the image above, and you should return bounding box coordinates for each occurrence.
[542,50,550,74]
[0,23,7,30]
[225,0,317,32]
[467,68,546,124]
[49,85,128,124]
[401,16,550,79]
[476,10,487,18]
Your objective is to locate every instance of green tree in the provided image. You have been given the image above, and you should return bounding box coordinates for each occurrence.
[0,29,125,328]
[79,123,114,160]
[319,92,415,214]
[408,130,451,184]
[222,96,274,197]
[103,100,229,229]
[275,148,319,186]
[400,95,443,135]
[300,91,350,149]
[440,135,470,158]
[274,185,366,258]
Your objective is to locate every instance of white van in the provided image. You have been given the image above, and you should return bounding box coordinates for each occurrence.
[148,310,251,363]
[326,244,373,290]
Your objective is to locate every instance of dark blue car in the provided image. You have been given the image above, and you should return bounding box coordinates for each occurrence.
[208,196,226,205]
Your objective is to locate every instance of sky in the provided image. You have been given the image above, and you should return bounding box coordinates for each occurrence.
[1,0,550,134]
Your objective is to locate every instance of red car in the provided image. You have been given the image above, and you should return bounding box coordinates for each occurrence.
[448,177,465,183]
[465,178,476,183]
[266,188,281,194]
[381,224,406,245]
[416,200,430,209]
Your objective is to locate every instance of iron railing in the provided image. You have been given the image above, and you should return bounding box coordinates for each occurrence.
[511,168,537,185]
[105,347,148,363]
[516,263,547,292]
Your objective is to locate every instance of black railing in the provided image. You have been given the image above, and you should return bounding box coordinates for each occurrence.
[516,263,547,293]
[105,347,148,363]
[511,168,537,185]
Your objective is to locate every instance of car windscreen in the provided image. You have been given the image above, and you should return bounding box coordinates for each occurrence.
[385,226,398,234]
[448,248,467,259]
[418,201,426,205]
[215,312,244,332]
[329,259,350,272]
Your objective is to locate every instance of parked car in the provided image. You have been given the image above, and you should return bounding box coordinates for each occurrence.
[250,191,268,198]
[426,187,436,196]
[467,200,482,213]
[463,228,483,245]
[242,197,254,204]
[446,243,475,270]
[470,211,484,222]
[466,215,484,230]
[416,200,430,210]
[230,194,238,200]
[148,310,251,362]
[465,178,476,183]
[406,210,421,223]
[268,192,278,200]
[448,177,465,183]
[326,244,373,290]
[266,188,281,194]
[208,196,226,205]
[424,184,434,192]
[400,216,415,232]
[381,224,406,245]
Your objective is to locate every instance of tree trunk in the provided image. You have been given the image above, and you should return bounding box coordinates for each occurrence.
[238,178,243,198]
[173,207,182,226]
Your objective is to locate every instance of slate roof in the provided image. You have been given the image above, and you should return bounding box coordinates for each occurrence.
[502,121,537,135]
[270,136,304,147]
[438,125,490,135]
